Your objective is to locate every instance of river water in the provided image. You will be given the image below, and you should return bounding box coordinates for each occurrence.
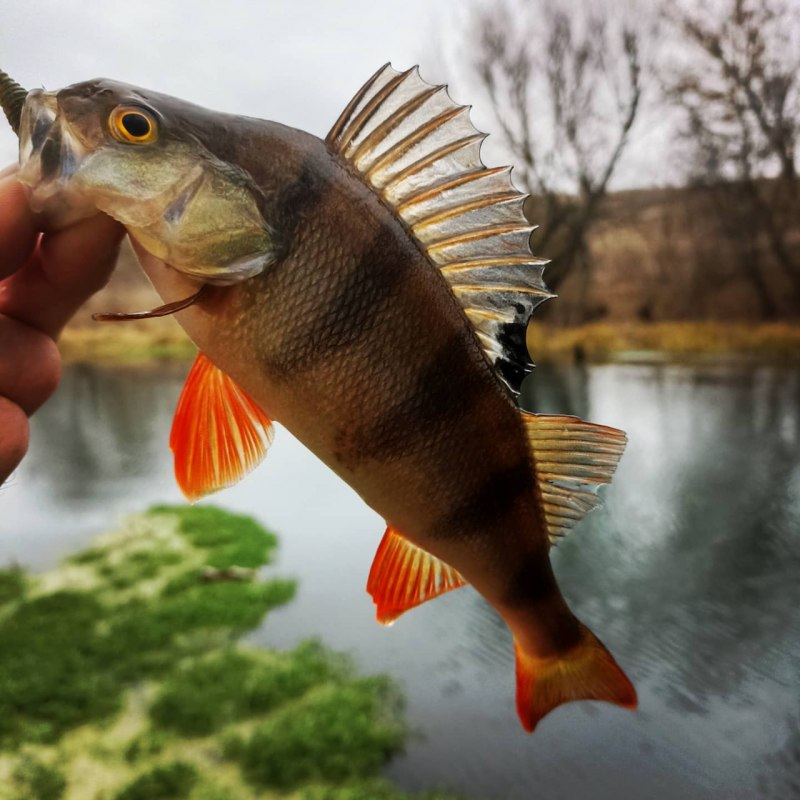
[1,361,798,799]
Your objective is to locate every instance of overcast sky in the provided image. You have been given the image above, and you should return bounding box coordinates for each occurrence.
[0,0,672,187]
[0,0,463,159]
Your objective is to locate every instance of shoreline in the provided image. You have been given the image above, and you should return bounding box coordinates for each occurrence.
[58,322,800,366]
[529,321,800,365]
[59,324,196,364]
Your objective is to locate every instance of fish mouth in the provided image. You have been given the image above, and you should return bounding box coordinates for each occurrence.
[17,89,95,226]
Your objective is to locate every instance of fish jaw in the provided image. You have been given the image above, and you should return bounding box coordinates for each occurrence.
[17,88,173,229]
[17,89,98,227]
[17,81,274,285]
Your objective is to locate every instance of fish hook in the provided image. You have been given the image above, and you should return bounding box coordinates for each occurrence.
[92,283,211,322]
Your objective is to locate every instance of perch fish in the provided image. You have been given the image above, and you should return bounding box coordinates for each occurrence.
[0,65,636,732]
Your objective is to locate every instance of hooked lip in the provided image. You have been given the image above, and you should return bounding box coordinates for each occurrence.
[16,89,99,228]
[18,89,86,191]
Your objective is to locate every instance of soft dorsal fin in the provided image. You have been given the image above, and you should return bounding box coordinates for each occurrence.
[522,413,627,545]
[366,525,466,624]
[327,64,552,397]
[170,353,274,501]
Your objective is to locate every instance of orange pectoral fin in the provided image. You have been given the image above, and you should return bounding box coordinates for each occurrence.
[367,525,467,624]
[170,353,274,501]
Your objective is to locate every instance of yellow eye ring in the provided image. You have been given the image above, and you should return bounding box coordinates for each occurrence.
[109,105,158,144]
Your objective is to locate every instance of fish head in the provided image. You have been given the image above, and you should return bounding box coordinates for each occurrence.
[17,79,273,284]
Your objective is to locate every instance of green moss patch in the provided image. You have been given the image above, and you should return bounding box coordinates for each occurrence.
[148,504,278,570]
[0,506,294,749]
[12,756,67,800]
[0,505,459,800]
[235,678,405,790]
[150,641,343,737]
[0,566,26,607]
[301,784,462,800]
[115,761,198,800]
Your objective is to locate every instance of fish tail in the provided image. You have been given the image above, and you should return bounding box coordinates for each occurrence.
[514,620,637,733]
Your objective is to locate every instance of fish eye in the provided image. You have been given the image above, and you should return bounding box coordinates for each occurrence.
[109,105,158,144]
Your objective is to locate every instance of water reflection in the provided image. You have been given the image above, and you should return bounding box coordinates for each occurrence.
[758,714,800,799]
[30,364,187,502]
[1,362,798,798]
[0,364,189,567]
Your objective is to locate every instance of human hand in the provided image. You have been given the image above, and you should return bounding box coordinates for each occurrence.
[0,166,124,485]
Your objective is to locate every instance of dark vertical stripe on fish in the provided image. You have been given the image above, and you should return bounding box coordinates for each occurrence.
[502,551,559,607]
[269,156,330,256]
[438,459,532,538]
[342,331,486,464]
[265,223,412,378]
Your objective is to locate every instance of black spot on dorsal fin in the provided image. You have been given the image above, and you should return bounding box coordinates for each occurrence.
[327,64,553,399]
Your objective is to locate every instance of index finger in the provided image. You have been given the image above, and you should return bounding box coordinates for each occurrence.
[0,170,125,339]
[0,170,39,280]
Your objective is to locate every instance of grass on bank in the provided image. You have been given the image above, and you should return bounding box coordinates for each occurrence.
[528,321,800,363]
[59,324,195,364]
[59,320,800,365]
[0,505,459,800]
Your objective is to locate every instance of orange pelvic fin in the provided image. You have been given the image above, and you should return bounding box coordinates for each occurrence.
[170,352,274,501]
[367,526,466,624]
[514,623,637,733]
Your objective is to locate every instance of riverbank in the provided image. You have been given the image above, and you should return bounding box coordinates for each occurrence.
[59,323,196,364]
[58,321,800,366]
[0,506,459,800]
[527,321,800,364]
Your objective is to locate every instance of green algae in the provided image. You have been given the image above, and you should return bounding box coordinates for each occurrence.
[0,566,26,606]
[0,505,458,800]
[234,678,406,790]
[0,507,295,748]
[12,756,67,800]
[148,504,278,569]
[115,761,198,800]
[150,641,344,738]
[300,785,462,800]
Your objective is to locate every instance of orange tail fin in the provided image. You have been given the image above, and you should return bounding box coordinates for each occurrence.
[514,623,637,733]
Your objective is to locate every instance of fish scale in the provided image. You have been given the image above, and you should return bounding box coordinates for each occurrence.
[244,158,523,531]
[1,63,636,733]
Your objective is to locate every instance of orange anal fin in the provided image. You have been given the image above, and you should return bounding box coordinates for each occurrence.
[366,525,466,625]
[170,352,274,501]
[514,623,637,733]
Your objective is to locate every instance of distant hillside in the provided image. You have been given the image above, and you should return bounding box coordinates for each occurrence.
[542,183,800,324]
[70,182,800,333]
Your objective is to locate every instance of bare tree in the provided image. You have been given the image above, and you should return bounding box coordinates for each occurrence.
[665,0,800,317]
[465,0,645,320]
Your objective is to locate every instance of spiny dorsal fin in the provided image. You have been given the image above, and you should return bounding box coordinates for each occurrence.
[327,64,552,397]
[522,413,627,545]
[170,353,274,501]
[366,525,466,624]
